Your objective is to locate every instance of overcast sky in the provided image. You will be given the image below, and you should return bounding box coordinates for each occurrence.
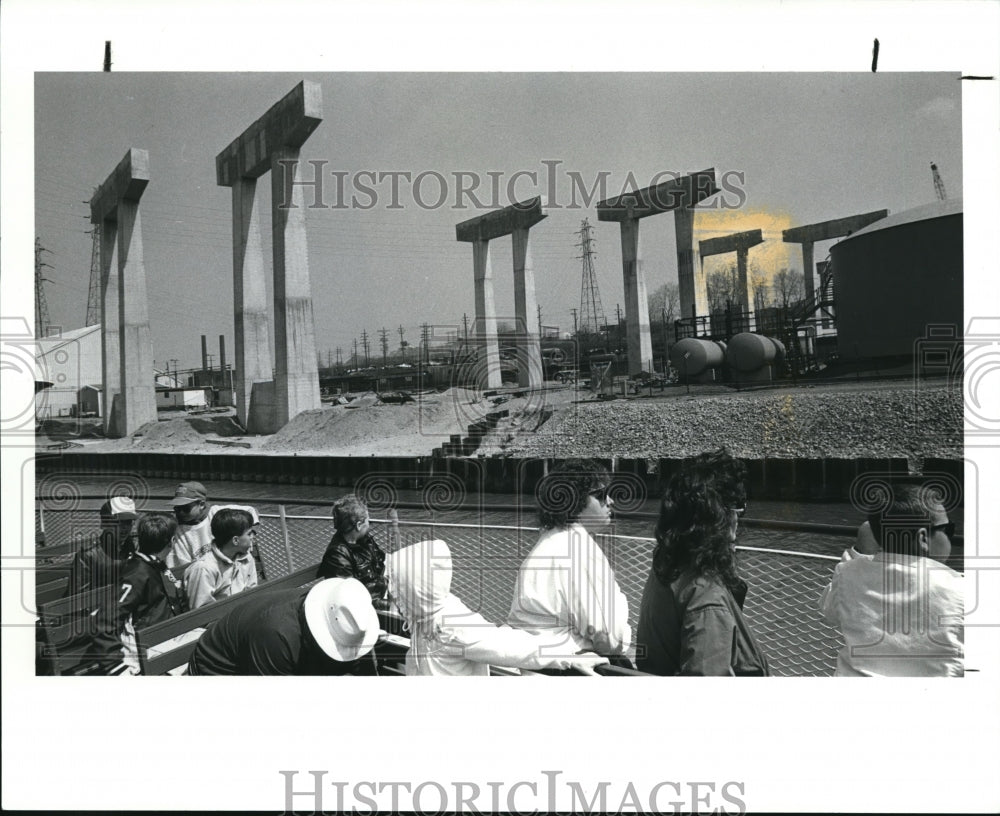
[35,72,961,369]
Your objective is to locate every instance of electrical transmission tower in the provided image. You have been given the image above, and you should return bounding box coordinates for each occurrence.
[85,226,102,326]
[575,218,606,335]
[35,238,53,338]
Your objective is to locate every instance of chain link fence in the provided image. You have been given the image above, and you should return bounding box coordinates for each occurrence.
[36,504,842,675]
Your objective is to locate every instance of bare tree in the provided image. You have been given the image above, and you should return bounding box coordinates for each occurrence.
[706,263,740,314]
[647,281,680,323]
[772,267,805,310]
[749,265,770,313]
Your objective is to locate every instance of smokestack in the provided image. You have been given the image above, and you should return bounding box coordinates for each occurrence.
[219,335,227,376]
[201,335,208,371]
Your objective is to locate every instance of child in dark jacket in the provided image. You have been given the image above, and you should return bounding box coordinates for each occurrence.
[97,514,184,675]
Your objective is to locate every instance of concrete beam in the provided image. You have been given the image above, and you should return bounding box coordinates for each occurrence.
[782,210,888,244]
[216,80,323,185]
[89,149,149,224]
[456,198,547,243]
[699,228,764,258]
[596,169,719,222]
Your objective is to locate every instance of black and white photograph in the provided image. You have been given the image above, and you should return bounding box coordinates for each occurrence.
[3,1,999,813]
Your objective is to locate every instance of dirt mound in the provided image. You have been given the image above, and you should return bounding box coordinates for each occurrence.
[130,415,248,450]
[261,389,497,456]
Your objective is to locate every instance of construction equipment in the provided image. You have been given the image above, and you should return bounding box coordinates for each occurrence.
[931,162,947,201]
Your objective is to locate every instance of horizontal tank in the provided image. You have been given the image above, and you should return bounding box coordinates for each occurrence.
[727,333,785,372]
[669,337,726,376]
[831,199,962,362]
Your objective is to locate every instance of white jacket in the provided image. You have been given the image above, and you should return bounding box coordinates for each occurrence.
[507,524,631,657]
[388,539,603,676]
[819,551,963,676]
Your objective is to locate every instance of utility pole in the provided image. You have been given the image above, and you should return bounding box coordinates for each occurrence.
[616,302,623,353]
[379,327,389,366]
[360,330,371,367]
[661,307,668,374]
[537,304,543,338]
[352,338,359,368]
[336,347,343,370]
[397,325,406,361]
[34,238,53,338]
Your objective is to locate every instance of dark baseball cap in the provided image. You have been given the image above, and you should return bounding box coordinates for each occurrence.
[169,481,208,506]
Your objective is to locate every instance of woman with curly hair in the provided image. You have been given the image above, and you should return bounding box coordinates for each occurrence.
[507,459,632,665]
[636,449,770,676]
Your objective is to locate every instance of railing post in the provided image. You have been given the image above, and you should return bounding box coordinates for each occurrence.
[278,504,294,573]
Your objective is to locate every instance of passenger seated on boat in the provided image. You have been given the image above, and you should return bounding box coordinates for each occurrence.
[387,539,608,676]
[317,495,388,609]
[819,482,963,677]
[97,513,188,676]
[507,459,633,668]
[166,481,260,576]
[635,449,770,676]
[187,577,381,676]
[183,508,259,610]
[64,494,138,598]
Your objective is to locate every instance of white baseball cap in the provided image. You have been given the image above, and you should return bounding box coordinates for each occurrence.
[303,577,380,662]
[102,496,138,520]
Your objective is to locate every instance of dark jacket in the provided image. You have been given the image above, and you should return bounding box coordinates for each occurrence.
[90,552,186,666]
[186,587,364,676]
[636,569,770,676]
[64,530,131,598]
[316,531,387,604]
[110,552,186,633]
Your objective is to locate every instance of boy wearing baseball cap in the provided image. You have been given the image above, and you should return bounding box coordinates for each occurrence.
[165,481,259,576]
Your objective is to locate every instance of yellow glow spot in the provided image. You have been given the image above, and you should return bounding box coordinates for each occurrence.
[694,208,799,305]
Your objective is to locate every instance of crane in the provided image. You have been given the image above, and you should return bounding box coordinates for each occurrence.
[930,162,947,201]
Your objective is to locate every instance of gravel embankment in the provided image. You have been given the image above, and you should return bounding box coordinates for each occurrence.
[500,383,962,460]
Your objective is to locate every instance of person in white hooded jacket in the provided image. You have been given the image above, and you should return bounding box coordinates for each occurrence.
[386,539,609,676]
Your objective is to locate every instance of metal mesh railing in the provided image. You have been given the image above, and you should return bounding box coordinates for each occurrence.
[34,506,842,675]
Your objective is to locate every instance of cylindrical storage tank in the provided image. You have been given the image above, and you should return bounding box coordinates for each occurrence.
[669,338,726,376]
[831,199,962,362]
[727,333,784,372]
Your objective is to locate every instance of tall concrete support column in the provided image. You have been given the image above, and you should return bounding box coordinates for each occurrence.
[89,148,156,438]
[98,222,121,436]
[511,226,543,388]
[783,209,889,304]
[217,80,323,433]
[800,241,815,301]
[598,170,720,366]
[231,177,272,432]
[673,205,706,318]
[271,147,321,427]
[735,247,751,313]
[457,197,547,390]
[619,217,653,375]
[116,201,157,432]
[472,238,501,389]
